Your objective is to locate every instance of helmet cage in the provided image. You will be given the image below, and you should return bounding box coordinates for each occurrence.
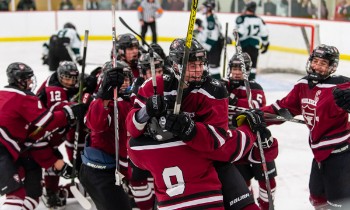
[227,53,252,79]
[7,62,37,91]
[306,44,339,80]
[57,61,79,88]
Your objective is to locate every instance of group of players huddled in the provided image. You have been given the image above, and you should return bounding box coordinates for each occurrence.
[1,11,350,210]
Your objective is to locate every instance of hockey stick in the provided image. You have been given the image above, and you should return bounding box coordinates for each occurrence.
[119,16,150,48]
[228,105,305,124]
[174,0,199,114]
[69,30,92,210]
[112,5,125,186]
[233,29,274,210]
[222,22,228,78]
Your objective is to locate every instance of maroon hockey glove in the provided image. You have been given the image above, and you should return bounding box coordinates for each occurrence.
[146,95,167,118]
[165,113,197,141]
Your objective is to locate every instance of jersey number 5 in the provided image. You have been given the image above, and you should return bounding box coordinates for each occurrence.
[162,166,185,197]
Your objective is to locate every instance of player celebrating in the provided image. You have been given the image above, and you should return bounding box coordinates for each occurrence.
[79,61,133,210]
[262,44,350,209]
[0,62,84,210]
[126,38,270,210]
[226,52,277,210]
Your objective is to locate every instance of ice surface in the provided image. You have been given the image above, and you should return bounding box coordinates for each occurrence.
[0,41,313,209]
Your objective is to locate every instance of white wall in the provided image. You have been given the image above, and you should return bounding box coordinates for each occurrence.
[1,10,350,76]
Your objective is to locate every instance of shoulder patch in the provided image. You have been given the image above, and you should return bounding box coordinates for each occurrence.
[202,78,228,99]
[236,16,244,24]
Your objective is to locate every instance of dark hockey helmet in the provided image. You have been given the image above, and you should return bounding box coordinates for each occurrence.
[306,44,339,81]
[203,0,216,10]
[138,52,164,75]
[115,33,139,56]
[7,62,36,91]
[64,22,76,30]
[150,43,166,60]
[228,52,252,77]
[101,60,133,81]
[57,61,79,89]
[245,1,257,13]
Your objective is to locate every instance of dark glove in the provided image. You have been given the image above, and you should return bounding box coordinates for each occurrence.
[226,37,232,44]
[165,113,197,141]
[333,88,350,111]
[42,55,48,65]
[76,56,83,66]
[146,95,167,118]
[63,103,88,125]
[234,109,266,133]
[260,42,269,54]
[54,163,74,179]
[84,74,98,94]
[96,67,125,100]
[228,93,238,106]
[259,127,274,148]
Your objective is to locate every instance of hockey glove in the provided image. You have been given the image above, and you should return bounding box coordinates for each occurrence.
[228,93,238,106]
[260,42,269,54]
[165,113,197,141]
[333,88,350,112]
[42,55,48,65]
[83,74,98,94]
[63,103,88,125]
[146,95,167,118]
[96,67,125,100]
[76,56,83,66]
[235,109,266,133]
[259,127,274,148]
[54,163,74,179]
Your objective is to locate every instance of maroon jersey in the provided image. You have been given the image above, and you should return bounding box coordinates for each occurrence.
[127,74,259,209]
[0,87,69,168]
[85,97,132,177]
[262,76,350,162]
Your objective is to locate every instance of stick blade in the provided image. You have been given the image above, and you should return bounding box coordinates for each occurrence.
[70,185,92,210]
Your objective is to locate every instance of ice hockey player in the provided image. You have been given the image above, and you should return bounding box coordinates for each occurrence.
[0,62,85,210]
[226,52,278,210]
[195,0,224,79]
[79,61,133,210]
[115,33,141,78]
[235,1,269,80]
[126,38,273,209]
[42,22,82,71]
[262,44,350,209]
[36,61,89,209]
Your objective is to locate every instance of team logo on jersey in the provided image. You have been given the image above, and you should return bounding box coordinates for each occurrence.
[302,105,318,130]
[210,79,220,86]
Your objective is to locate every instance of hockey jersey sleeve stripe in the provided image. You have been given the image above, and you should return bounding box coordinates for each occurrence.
[207,125,225,147]
[0,127,21,152]
[134,98,146,108]
[24,141,48,148]
[132,113,147,131]
[130,141,186,150]
[232,130,247,162]
[34,111,53,127]
[158,195,223,210]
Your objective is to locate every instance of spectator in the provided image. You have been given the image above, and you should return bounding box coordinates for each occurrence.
[264,0,277,15]
[161,0,170,10]
[59,0,74,10]
[138,0,163,45]
[339,0,350,20]
[299,0,317,18]
[16,0,36,11]
[87,0,99,10]
[169,0,184,10]
[320,0,328,19]
[291,0,302,17]
[335,0,346,20]
[0,0,9,11]
[231,0,246,13]
[279,0,289,16]
[99,0,111,10]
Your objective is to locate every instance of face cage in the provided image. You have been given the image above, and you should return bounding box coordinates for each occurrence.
[17,75,37,92]
[59,74,78,89]
[226,63,250,80]
[173,61,209,87]
[306,58,337,81]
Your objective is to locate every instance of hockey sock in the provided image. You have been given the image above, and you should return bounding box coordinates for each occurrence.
[23,196,39,210]
[258,178,276,210]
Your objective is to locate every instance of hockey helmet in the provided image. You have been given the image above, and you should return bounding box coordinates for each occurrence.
[203,0,216,10]
[57,61,79,89]
[7,62,36,91]
[115,33,139,56]
[169,38,208,85]
[150,43,166,60]
[306,44,339,81]
[138,52,164,75]
[64,22,76,30]
[245,1,257,13]
[228,52,252,77]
